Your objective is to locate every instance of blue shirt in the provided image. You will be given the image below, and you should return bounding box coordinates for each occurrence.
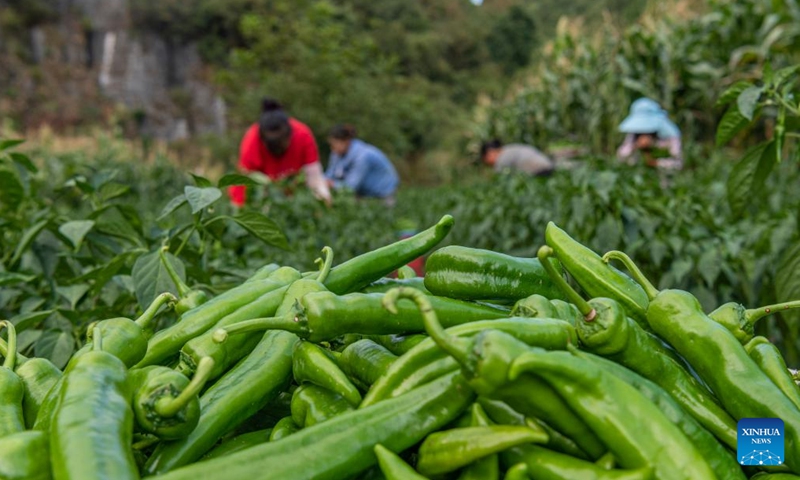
[325,139,399,198]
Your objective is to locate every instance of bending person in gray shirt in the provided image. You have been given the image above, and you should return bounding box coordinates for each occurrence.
[480,139,554,176]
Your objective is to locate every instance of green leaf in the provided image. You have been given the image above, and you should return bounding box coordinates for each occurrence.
[158,194,188,220]
[697,247,722,287]
[218,173,263,188]
[91,206,143,245]
[11,310,53,333]
[726,142,776,215]
[669,257,694,285]
[58,220,95,251]
[776,241,800,326]
[56,284,90,310]
[716,107,749,147]
[0,166,25,210]
[35,329,75,369]
[9,152,37,173]
[736,86,763,121]
[771,65,800,88]
[0,139,25,151]
[0,272,36,287]
[16,330,42,353]
[184,186,222,214]
[131,250,181,310]
[98,182,131,202]
[715,81,753,108]
[208,211,290,251]
[9,218,50,266]
[191,174,214,188]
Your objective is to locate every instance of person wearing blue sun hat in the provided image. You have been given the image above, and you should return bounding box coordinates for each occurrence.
[616,97,683,170]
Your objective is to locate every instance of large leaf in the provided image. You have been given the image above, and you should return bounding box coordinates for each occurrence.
[715,80,753,108]
[0,139,25,151]
[56,284,90,310]
[776,241,800,339]
[184,186,222,214]
[218,173,263,188]
[35,329,75,369]
[736,86,763,121]
[58,220,95,251]
[9,218,50,266]
[11,310,53,333]
[191,174,214,188]
[0,272,36,287]
[98,182,131,203]
[131,250,181,309]
[726,142,776,215]
[158,194,188,220]
[716,106,750,147]
[0,166,25,210]
[9,152,37,173]
[208,211,290,251]
[92,206,143,246]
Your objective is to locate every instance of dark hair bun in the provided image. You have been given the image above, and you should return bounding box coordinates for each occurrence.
[261,97,284,113]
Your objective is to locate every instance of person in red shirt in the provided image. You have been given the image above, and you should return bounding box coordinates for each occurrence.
[229,98,331,206]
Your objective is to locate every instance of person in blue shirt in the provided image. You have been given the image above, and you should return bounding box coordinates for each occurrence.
[325,124,400,206]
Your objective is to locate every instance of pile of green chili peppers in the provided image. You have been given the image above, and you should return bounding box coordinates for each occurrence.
[2,216,799,480]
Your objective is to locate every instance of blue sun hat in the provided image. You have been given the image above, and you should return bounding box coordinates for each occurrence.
[619,97,681,139]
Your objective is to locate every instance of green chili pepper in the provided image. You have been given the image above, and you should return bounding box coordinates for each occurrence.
[160,246,209,316]
[0,321,24,439]
[477,397,588,460]
[176,251,330,379]
[374,444,428,480]
[578,351,746,480]
[416,425,547,476]
[213,291,508,344]
[71,291,176,369]
[324,214,454,295]
[604,250,800,474]
[14,357,62,429]
[294,340,361,406]
[0,430,51,480]
[397,265,417,279]
[245,263,281,282]
[539,245,737,449]
[501,445,654,480]
[510,294,559,318]
[51,326,139,480]
[147,370,474,480]
[269,416,300,442]
[545,222,649,326]
[361,277,431,295]
[508,348,716,479]
[361,316,577,407]
[144,330,296,475]
[745,336,800,409]
[709,300,800,344]
[129,356,215,440]
[340,339,397,389]
[290,384,355,427]
[503,463,529,480]
[135,275,292,369]
[202,428,272,461]
[424,245,568,302]
[386,287,606,460]
[456,403,500,480]
[750,473,800,479]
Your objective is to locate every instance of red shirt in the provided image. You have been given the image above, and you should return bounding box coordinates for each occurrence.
[229,118,319,206]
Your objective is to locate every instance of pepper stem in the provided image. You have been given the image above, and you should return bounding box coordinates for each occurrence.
[154,356,215,418]
[537,246,596,321]
[135,292,178,330]
[0,321,17,370]
[212,312,303,343]
[160,246,190,298]
[382,287,470,367]
[92,325,103,352]
[0,337,27,364]
[315,246,334,283]
[602,251,659,301]
[746,300,800,325]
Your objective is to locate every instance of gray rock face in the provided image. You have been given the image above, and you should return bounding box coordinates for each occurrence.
[5,0,227,139]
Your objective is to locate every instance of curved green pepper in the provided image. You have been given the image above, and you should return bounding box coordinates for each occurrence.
[424,245,568,302]
[130,357,215,440]
[0,321,24,439]
[160,246,209,316]
[50,326,139,480]
[456,403,500,480]
[0,430,51,480]
[202,428,272,460]
[539,245,737,449]
[604,250,800,475]
[293,341,362,406]
[290,384,355,428]
[501,445,654,480]
[269,416,300,442]
[367,334,427,356]
[545,222,649,326]
[709,300,800,345]
[340,339,397,389]
[745,336,800,410]
[503,463,529,480]
[374,444,428,480]
[323,214,454,295]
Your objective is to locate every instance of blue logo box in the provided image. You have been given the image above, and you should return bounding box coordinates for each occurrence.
[738,418,784,466]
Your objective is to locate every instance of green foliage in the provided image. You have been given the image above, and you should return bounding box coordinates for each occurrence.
[486,6,538,73]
